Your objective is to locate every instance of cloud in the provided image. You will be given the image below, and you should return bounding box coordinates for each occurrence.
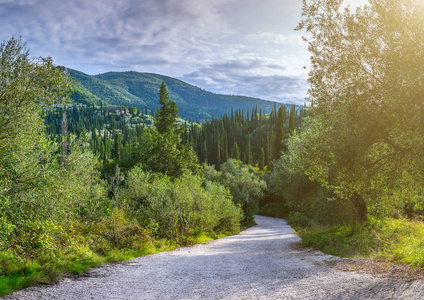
[0,0,37,5]
[182,59,308,104]
[0,0,309,103]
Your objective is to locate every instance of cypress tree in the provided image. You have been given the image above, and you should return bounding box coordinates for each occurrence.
[231,142,240,160]
[216,140,221,170]
[202,140,208,164]
[289,108,295,136]
[223,133,229,163]
[61,112,68,166]
[114,133,121,161]
[274,106,285,159]
[246,132,253,165]
[259,147,265,171]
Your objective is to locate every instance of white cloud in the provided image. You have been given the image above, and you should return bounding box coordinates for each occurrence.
[0,0,309,102]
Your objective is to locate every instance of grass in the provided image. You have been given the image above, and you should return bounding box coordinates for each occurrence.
[0,243,159,297]
[297,217,424,267]
[0,228,232,297]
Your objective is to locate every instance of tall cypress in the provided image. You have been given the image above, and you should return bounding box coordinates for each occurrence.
[246,132,252,165]
[259,147,265,171]
[274,106,285,159]
[289,107,295,136]
[231,142,240,160]
[61,112,68,166]
[216,141,221,170]
[114,133,121,161]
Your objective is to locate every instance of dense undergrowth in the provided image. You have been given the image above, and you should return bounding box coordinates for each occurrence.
[0,165,243,297]
[258,156,424,269]
[0,40,246,297]
[0,211,227,297]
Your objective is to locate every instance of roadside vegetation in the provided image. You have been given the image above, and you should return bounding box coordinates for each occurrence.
[258,0,424,268]
[2,0,424,296]
[0,39,242,297]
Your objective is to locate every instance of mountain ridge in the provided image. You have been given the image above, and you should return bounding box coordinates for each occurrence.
[67,68,293,120]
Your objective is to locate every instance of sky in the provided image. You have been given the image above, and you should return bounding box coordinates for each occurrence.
[0,0,313,104]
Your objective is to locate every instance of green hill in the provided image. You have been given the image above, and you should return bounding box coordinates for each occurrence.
[66,69,285,120]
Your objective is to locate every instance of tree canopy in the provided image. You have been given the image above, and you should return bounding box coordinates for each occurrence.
[0,37,72,197]
[290,0,424,221]
[155,82,178,134]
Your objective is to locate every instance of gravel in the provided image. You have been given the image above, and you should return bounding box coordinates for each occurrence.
[4,215,424,299]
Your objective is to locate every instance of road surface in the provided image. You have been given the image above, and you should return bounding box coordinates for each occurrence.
[4,215,424,299]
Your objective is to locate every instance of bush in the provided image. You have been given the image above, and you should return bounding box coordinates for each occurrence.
[205,159,266,222]
[119,167,243,241]
[286,211,315,229]
[266,157,357,225]
[93,208,150,250]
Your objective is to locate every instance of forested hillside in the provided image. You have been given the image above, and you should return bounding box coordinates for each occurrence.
[67,68,283,121]
[44,102,306,172]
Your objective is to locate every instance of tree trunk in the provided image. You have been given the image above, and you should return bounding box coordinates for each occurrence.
[350,191,367,223]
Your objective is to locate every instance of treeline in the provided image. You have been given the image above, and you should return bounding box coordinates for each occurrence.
[182,104,306,169]
[44,103,157,163]
[43,100,307,175]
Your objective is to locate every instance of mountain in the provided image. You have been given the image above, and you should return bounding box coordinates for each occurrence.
[66,69,286,121]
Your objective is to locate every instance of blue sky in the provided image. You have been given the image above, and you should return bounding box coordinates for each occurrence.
[0,0,313,103]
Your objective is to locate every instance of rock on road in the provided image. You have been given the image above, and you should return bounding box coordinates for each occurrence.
[4,215,424,299]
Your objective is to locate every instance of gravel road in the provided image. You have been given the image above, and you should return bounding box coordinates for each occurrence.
[4,215,424,299]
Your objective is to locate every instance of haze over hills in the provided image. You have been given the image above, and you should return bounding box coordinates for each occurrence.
[66,68,295,121]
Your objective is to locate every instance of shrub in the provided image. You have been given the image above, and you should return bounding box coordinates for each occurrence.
[286,211,315,229]
[92,208,150,250]
[119,167,242,241]
[205,159,266,222]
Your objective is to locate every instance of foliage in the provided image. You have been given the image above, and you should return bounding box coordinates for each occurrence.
[0,37,72,200]
[125,82,203,177]
[0,37,248,297]
[205,159,266,222]
[137,129,202,177]
[0,209,160,297]
[261,154,360,230]
[188,105,307,170]
[119,167,243,241]
[291,0,424,221]
[258,202,288,219]
[155,82,178,134]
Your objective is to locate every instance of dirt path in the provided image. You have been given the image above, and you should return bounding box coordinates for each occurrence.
[4,215,424,299]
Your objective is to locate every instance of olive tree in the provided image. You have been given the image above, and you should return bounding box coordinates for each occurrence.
[0,37,72,225]
[291,0,424,221]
